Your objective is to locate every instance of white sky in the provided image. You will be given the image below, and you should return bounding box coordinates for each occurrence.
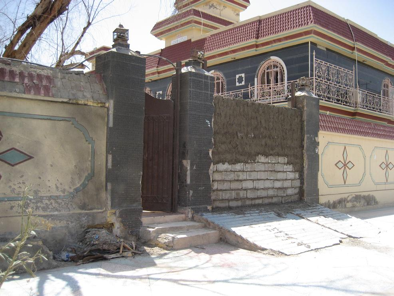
[88,0,394,55]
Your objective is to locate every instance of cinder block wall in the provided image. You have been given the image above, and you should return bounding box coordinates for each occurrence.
[212,96,303,208]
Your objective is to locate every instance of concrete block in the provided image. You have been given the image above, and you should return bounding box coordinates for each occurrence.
[275,164,284,171]
[264,180,274,188]
[268,189,277,196]
[211,191,222,200]
[255,163,266,171]
[284,164,294,172]
[231,163,244,171]
[274,181,283,188]
[212,181,218,190]
[217,163,231,171]
[256,155,269,163]
[258,172,268,179]
[213,200,229,208]
[254,180,265,189]
[283,180,292,188]
[272,197,282,204]
[247,172,258,179]
[234,172,247,180]
[295,172,300,179]
[292,179,301,187]
[222,191,235,200]
[258,189,268,197]
[269,156,279,163]
[282,195,300,203]
[212,164,217,171]
[262,197,274,204]
[223,172,235,180]
[268,172,278,180]
[244,163,256,171]
[234,190,247,199]
[230,181,243,190]
[251,198,263,205]
[279,157,287,164]
[287,172,296,179]
[218,181,231,190]
[277,172,287,180]
[277,189,287,197]
[266,164,275,171]
[247,189,258,198]
[229,200,242,207]
[242,180,254,189]
[212,172,223,181]
[286,188,296,195]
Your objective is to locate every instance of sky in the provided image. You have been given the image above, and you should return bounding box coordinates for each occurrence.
[88,0,394,55]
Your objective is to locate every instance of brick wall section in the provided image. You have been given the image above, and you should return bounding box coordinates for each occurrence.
[0,58,107,102]
[212,96,303,208]
[212,156,301,208]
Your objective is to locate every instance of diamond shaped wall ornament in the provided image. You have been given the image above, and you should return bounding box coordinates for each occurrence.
[236,73,245,86]
[379,150,393,183]
[334,146,355,184]
[0,148,34,167]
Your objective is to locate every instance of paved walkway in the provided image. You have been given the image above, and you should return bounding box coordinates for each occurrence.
[200,202,379,255]
[1,206,393,296]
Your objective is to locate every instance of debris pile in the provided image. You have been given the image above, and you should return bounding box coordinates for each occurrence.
[58,229,141,265]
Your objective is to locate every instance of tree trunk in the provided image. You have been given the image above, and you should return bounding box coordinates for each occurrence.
[3,0,71,60]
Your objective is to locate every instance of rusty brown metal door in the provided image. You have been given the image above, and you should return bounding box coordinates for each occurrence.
[142,94,174,212]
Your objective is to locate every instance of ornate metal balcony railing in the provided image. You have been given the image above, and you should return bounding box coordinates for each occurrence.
[220,55,394,116]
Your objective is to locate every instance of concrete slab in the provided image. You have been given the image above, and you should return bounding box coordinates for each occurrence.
[156,228,220,250]
[140,221,205,241]
[291,204,379,238]
[198,202,380,255]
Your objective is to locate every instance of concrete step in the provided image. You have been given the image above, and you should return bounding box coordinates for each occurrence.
[141,212,186,225]
[156,228,220,250]
[141,221,205,242]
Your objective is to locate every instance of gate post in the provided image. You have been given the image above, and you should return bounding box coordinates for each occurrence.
[174,60,214,212]
[95,50,145,236]
[294,77,320,204]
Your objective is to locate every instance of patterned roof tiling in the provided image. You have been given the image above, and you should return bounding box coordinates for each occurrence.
[204,20,260,52]
[258,6,314,39]
[152,9,234,33]
[158,40,193,67]
[146,4,394,72]
[320,114,394,140]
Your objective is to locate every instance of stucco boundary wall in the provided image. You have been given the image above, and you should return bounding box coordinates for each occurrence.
[319,126,394,211]
[0,53,146,253]
[211,96,304,208]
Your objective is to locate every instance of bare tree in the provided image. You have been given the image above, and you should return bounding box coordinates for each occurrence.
[0,0,118,68]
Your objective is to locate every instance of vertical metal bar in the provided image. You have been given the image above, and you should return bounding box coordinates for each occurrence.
[308,41,311,78]
[313,51,316,94]
[172,62,181,213]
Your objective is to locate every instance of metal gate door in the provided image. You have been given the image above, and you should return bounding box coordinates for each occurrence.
[141,94,174,212]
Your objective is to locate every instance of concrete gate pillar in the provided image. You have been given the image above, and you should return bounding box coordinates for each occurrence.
[174,60,215,212]
[95,51,145,236]
[294,77,320,204]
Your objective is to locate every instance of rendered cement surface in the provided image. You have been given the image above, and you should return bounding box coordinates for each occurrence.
[201,203,379,255]
[2,206,394,296]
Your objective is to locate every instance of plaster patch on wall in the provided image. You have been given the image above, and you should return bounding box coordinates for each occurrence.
[322,194,378,209]
[0,111,95,201]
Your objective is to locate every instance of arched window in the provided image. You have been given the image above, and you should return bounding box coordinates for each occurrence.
[210,71,226,94]
[257,58,286,87]
[382,78,391,98]
[166,83,172,100]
